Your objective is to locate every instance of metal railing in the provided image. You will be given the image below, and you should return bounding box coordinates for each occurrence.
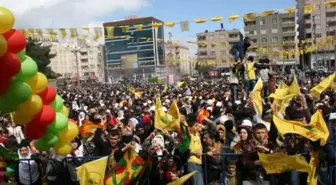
[13,153,336,185]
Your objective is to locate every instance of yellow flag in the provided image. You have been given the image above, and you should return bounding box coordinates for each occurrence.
[129,88,143,98]
[94,28,103,41]
[285,7,295,16]
[304,5,315,14]
[228,15,240,22]
[59,28,67,39]
[28,29,36,40]
[279,80,288,89]
[105,27,114,39]
[262,10,276,17]
[195,18,207,23]
[258,153,310,174]
[177,81,184,87]
[152,22,163,29]
[163,84,168,93]
[307,151,319,185]
[244,13,257,22]
[76,156,108,185]
[69,28,78,38]
[167,171,197,185]
[120,26,129,33]
[211,16,223,22]
[288,75,300,96]
[134,24,143,31]
[250,78,263,115]
[310,73,336,99]
[165,22,175,27]
[35,29,43,37]
[46,29,57,40]
[154,97,180,131]
[325,1,336,8]
[273,110,329,146]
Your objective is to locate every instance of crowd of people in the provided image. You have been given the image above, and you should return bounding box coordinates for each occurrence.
[0,56,335,185]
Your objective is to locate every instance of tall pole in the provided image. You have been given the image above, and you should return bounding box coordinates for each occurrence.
[313,15,317,70]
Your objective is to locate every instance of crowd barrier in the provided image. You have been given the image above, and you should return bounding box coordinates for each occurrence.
[15,153,336,185]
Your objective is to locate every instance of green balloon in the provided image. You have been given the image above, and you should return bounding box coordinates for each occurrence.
[34,139,50,151]
[47,112,68,133]
[50,95,64,112]
[16,57,38,81]
[16,49,26,61]
[6,80,31,104]
[0,95,19,114]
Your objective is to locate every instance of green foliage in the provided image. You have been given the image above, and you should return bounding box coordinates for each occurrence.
[25,38,61,79]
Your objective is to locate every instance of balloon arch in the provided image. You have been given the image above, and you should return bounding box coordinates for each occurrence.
[0,7,78,155]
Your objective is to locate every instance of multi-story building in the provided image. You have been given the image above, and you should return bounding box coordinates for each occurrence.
[103,17,166,80]
[48,38,105,81]
[165,43,194,75]
[244,13,298,67]
[196,29,241,67]
[297,0,336,71]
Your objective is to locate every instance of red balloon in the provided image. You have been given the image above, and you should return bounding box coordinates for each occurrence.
[0,53,21,78]
[38,85,57,105]
[24,123,46,140]
[2,29,26,54]
[32,105,56,127]
[0,77,11,94]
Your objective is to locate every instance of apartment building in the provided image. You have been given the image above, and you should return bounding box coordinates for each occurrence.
[196,29,241,67]
[165,43,195,75]
[297,0,336,71]
[103,17,166,80]
[244,13,298,66]
[48,38,105,81]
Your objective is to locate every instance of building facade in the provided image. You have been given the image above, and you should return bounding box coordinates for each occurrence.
[48,38,105,81]
[196,29,241,67]
[165,43,195,75]
[244,13,298,66]
[103,17,166,80]
[296,0,336,71]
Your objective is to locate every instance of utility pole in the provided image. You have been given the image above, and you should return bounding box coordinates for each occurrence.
[71,46,80,85]
[168,32,174,75]
[313,15,317,70]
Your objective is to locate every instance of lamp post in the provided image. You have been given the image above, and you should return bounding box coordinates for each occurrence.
[70,46,81,85]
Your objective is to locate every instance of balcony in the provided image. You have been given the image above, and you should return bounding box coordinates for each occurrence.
[197,35,206,41]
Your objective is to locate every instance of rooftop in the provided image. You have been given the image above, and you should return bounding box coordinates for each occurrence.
[103,17,164,27]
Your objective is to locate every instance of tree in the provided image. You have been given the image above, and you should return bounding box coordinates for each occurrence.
[25,38,61,79]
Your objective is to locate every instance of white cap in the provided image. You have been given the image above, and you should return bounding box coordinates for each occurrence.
[165,99,171,103]
[206,106,213,112]
[162,107,168,112]
[216,102,223,107]
[241,119,252,127]
[329,113,336,120]
[207,99,213,105]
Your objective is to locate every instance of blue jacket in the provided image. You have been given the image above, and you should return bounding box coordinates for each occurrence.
[326,121,335,164]
[230,34,244,62]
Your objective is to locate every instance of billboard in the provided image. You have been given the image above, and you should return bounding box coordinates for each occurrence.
[121,54,138,69]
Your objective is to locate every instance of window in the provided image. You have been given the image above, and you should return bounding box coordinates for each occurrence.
[260,29,267,34]
[260,20,266,25]
[272,37,278,43]
[262,38,267,43]
[199,52,207,56]
[272,29,278,33]
[210,51,216,56]
[248,30,256,35]
[272,19,277,24]
[252,39,257,43]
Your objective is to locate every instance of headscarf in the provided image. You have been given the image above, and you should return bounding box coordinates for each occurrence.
[17,146,39,185]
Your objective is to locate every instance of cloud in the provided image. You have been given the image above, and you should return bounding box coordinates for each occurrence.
[0,0,151,28]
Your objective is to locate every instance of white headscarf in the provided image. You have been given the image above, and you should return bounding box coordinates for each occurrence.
[18,146,39,185]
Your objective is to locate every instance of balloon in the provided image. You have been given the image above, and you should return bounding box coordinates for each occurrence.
[12,109,33,126]
[54,141,72,155]
[50,95,64,112]
[2,29,26,53]
[24,123,46,140]
[0,52,21,78]
[0,7,15,34]
[25,72,48,93]
[32,105,56,127]
[59,120,79,141]
[6,80,31,104]
[0,94,19,114]
[0,77,11,94]
[16,48,26,61]
[38,85,56,105]
[37,132,59,148]
[60,106,69,117]
[33,139,50,152]
[20,95,43,116]
[16,57,38,81]
[0,35,7,57]
[47,113,68,133]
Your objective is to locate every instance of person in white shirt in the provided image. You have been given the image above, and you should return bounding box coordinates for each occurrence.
[7,123,25,144]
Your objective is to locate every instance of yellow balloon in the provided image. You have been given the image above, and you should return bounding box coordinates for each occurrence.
[0,7,15,34]
[59,121,79,142]
[25,72,48,93]
[13,109,33,126]
[60,106,69,117]
[20,95,43,116]
[54,141,72,156]
[0,35,7,57]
